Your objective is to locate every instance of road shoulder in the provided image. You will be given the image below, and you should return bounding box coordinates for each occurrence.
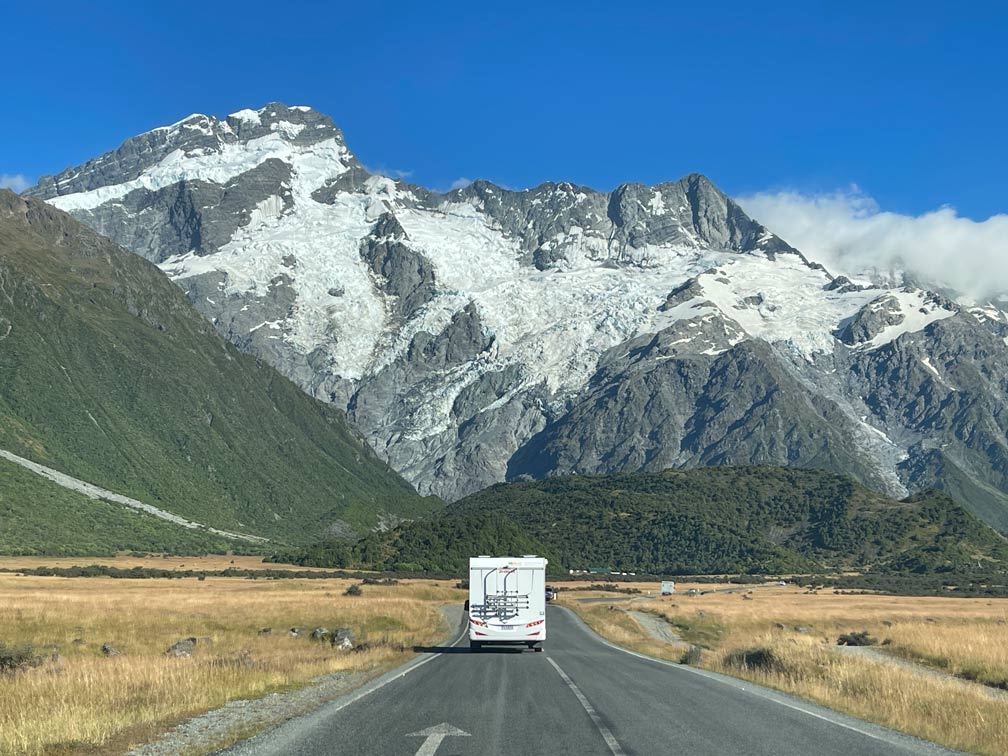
[556,606,965,756]
[129,605,466,756]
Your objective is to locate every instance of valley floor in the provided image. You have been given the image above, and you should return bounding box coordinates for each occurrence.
[4,563,1008,756]
[0,559,464,755]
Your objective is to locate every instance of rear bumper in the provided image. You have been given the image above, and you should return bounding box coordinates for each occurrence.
[469,625,545,643]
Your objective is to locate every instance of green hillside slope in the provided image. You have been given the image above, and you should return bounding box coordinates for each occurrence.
[289,467,1008,575]
[0,190,436,551]
[0,457,240,555]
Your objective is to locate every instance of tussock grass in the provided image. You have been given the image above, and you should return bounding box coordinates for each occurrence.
[566,583,1008,756]
[569,603,684,663]
[0,573,464,755]
[707,633,1008,756]
[885,621,1008,688]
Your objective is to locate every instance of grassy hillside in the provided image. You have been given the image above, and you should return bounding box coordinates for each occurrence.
[0,458,242,555]
[285,466,1008,575]
[0,190,437,552]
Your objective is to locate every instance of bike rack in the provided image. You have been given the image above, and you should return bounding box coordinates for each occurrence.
[472,567,530,622]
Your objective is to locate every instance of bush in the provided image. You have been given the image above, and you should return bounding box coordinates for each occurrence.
[344,584,363,596]
[837,631,877,646]
[0,643,41,674]
[724,647,784,673]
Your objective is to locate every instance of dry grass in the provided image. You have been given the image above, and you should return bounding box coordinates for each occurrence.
[0,572,464,756]
[0,554,335,572]
[562,583,1008,756]
[708,631,1008,756]
[885,622,1008,688]
[568,603,684,663]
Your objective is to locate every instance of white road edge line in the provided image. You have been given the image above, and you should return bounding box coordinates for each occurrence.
[547,657,627,756]
[558,607,959,754]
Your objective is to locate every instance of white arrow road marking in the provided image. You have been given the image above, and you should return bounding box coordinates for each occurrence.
[547,657,627,756]
[407,722,471,756]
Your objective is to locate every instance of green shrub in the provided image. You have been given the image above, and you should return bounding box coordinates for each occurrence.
[0,643,41,673]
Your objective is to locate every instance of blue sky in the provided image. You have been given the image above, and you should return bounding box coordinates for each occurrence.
[3,1,1005,221]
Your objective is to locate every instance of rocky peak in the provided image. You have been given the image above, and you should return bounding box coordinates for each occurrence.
[224,103,346,147]
[25,103,353,202]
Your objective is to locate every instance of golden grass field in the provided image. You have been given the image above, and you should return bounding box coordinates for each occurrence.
[564,584,1008,756]
[0,554,332,572]
[6,562,1008,756]
[0,562,464,756]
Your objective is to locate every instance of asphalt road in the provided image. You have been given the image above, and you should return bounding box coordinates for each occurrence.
[225,606,963,756]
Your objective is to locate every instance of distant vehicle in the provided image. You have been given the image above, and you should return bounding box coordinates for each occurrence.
[686,588,700,596]
[660,580,676,596]
[545,585,556,601]
[469,556,548,652]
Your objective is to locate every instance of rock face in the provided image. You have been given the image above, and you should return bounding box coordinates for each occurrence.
[26,103,1008,532]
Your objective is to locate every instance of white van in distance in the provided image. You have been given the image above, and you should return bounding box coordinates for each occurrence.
[469,555,548,651]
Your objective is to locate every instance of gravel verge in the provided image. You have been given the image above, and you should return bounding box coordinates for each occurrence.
[128,604,465,755]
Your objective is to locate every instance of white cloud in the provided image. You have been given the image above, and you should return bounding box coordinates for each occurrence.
[738,186,1008,301]
[361,165,414,181]
[0,174,31,193]
[448,177,472,191]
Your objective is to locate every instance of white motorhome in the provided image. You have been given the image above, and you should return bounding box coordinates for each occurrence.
[661,580,676,596]
[469,555,547,651]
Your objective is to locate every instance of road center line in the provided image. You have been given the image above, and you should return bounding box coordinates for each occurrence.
[547,657,627,756]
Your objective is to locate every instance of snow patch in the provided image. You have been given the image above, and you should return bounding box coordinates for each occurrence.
[695,256,881,355]
[247,194,285,228]
[862,290,957,350]
[229,109,262,125]
[50,134,350,212]
[271,121,306,139]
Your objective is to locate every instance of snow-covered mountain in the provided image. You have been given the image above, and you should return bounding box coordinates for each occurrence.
[26,103,1008,532]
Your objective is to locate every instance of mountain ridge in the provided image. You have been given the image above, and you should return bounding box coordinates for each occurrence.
[0,188,436,552]
[23,104,1008,534]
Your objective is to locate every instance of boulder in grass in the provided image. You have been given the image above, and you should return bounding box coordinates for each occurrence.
[258,627,272,636]
[332,628,355,650]
[165,637,198,657]
[310,628,331,642]
[681,645,703,665]
[101,643,121,657]
[289,627,304,638]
